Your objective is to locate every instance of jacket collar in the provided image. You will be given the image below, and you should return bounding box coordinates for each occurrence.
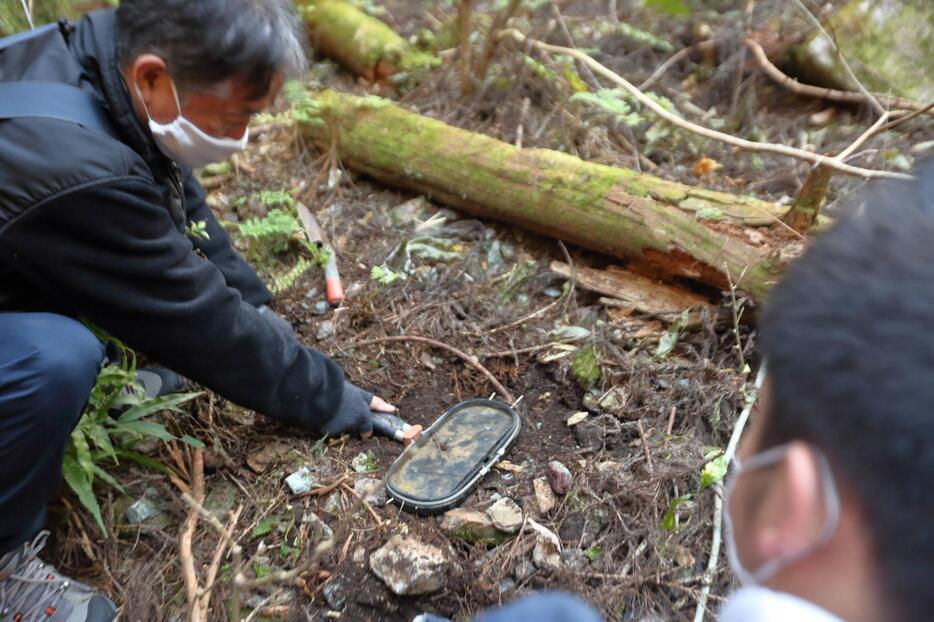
[69,9,168,174]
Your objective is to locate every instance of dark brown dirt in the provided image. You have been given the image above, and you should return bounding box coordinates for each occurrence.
[42,0,931,620]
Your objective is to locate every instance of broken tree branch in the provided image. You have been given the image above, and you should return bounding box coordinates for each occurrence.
[499,29,912,180]
[298,0,438,82]
[744,39,930,115]
[473,0,521,82]
[789,0,884,116]
[299,90,788,301]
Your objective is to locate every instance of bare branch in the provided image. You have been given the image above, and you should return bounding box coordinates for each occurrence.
[499,29,912,180]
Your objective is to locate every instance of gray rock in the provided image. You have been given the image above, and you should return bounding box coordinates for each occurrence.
[562,548,589,572]
[302,511,334,542]
[532,536,562,570]
[514,557,536,582]
[323,492,343,514]
[546,461,573,496]
[126,498,160,524]
[203,479,238,518]
[285,467,317,495]
[370,535,448,595]
[543,286,563,298]
[486,497,523,534]
[496,577,516,596]
[322,580,347,611]
[440,509,505,546]
[351,452,376,473]
[315,320,336,341]
[533,477,557,514]
[354,478,387,506]
[313,300,329,315]
[304,288,318,299]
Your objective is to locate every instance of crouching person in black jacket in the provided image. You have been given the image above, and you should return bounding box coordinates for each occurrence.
[0,1,394,618]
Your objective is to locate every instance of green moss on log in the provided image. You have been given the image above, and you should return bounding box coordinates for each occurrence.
[298,0,439,81]
[299,90,783,301]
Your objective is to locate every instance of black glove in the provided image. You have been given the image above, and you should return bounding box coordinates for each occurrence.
[319,381,375,438]
[257,304,293,336]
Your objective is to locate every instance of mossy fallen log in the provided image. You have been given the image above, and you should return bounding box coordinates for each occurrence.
[297,0,439,82]
[298,90,786,301]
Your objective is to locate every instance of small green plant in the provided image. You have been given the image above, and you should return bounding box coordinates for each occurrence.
[238,208,300,255]
[370,265,406,285]
[64,338,201,534]
[186,219,210,241]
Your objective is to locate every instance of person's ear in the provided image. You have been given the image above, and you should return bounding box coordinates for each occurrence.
[127,54,176,123]
[757,441,826,559]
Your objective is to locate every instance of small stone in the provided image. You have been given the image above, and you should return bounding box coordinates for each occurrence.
[322,580,346,611]
[351,452,376,473]
[285,467,317,495]
[566,411,589,427]
[533,478,557,514]
[532,536,562,570]
[354,478,387,506]
[203,479,238,518]
[313,300,329,315]
[596,386,627,415]
[514,557,535,582]
[316,320,336,341]
[496,577,516,596]
[546,461,573,496]
[370,535,448,595]
[562,548,589,572]
[323,492,343,514]
[302,511,334,542]
[245,441,290,474]
[352,547,366,564]
[543,286,563,298]
[304,288,318,299]
[441,509,504,546]
[126,498,159,524]
[487,498,523,534]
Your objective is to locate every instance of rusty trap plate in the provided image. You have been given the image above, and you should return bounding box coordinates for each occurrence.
[385,399,520,514]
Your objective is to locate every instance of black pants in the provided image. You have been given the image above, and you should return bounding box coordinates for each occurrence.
[0,312,104,553]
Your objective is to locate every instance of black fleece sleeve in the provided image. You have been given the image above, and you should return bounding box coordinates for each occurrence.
[180,167,273,307]
[0,175,344,431]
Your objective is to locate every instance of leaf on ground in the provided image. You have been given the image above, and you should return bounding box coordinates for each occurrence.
[700,454,729,490]
[62,455,106,535]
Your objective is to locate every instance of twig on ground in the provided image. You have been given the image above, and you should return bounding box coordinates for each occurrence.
[352,335,515,403]
[340,483,385,527]
[789,0,884,115]
[636,419,654,474]
[458,0,474,96]
[294,473,350,499]
[499,29,912,180]
[179,448,204,622]
[692,362,768,622]
[473,0,521,82]
[482,297,561,336]
[551,2,602,89]
[515,96,531,148]
[744,39,930,115]
[482,340,578,359]
[557,240,576,318]
[639,45,700,91]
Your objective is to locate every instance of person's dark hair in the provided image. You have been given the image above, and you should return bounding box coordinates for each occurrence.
[115,0,307,99]
[759,160,934,622]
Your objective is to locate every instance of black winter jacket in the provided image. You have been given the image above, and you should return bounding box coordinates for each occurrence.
[0,10,346,431]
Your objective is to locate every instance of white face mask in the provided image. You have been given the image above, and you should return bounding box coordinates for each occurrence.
[723,443,841,586]
[133,79,248,168]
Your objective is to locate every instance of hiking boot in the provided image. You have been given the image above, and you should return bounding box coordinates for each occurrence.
[0,532,116,621]
[135,367,185,398]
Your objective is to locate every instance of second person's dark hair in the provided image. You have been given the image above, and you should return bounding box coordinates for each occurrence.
[759,160,934,622]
